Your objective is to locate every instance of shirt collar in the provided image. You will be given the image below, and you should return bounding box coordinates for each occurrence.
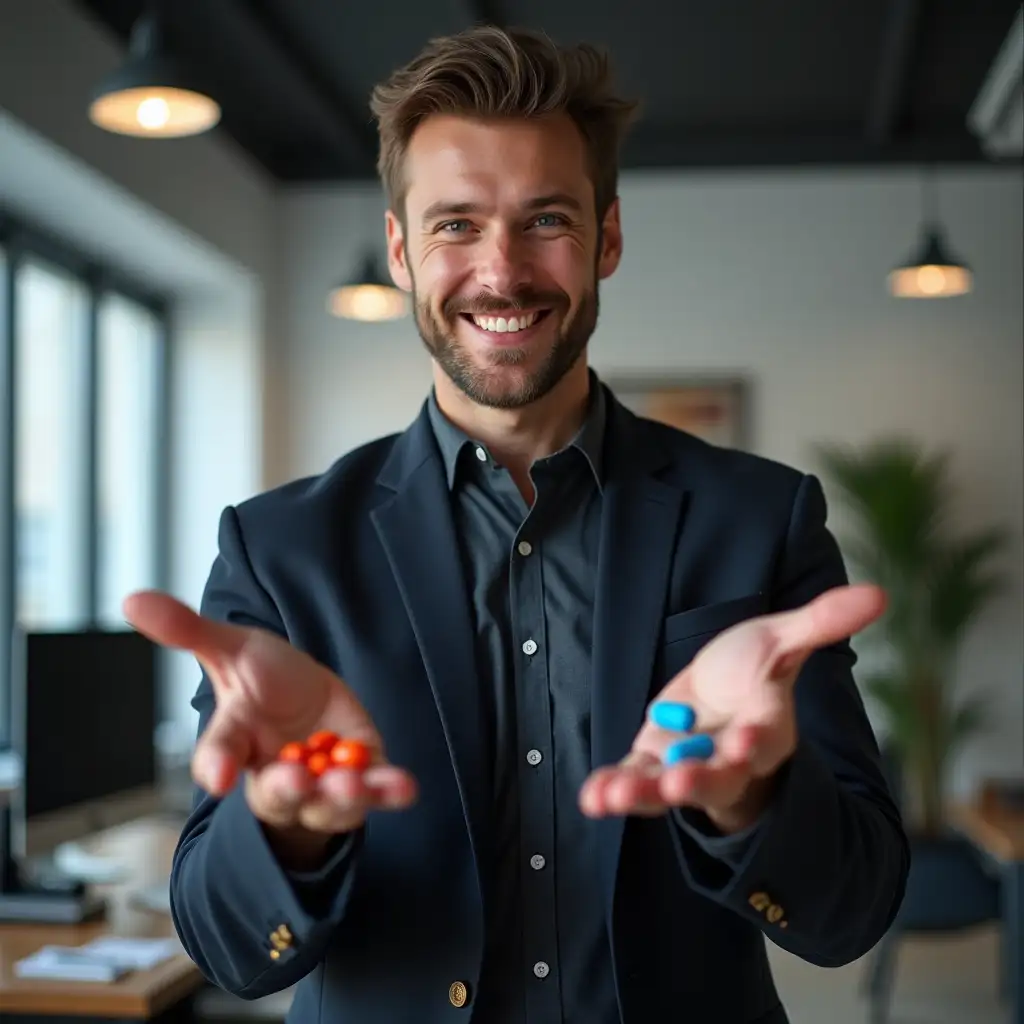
[427,369,606,491]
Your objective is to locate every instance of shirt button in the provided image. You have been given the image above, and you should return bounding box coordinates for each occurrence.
[517,540,533,556]
[533,961,550,979]
[474,446,487,462]
[522,639,538,655]
[526,749,542,765]
[530,854,546,870]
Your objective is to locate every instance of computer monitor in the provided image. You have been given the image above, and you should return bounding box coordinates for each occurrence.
[9,626,161,861]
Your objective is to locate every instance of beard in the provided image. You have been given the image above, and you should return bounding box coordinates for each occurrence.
[412,277,599,410]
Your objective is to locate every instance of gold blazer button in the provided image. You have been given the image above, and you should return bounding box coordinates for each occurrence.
[449,980,469,1008]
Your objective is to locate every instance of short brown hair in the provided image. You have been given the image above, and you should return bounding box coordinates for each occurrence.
[369,25,640,221]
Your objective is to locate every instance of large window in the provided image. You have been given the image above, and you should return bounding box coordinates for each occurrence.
[96,294,163,625]
[0,215,169,745]
[15,259,91,628]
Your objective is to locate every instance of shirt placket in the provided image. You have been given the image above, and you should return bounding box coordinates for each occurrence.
[508,470,562,1021]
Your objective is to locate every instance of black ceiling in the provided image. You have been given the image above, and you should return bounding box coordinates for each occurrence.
[73,0,1023,182]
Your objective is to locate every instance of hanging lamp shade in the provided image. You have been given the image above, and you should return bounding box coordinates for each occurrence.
[888,225,973,299]
[888,169,973,299]
[327,254,408,322]
[88,12,221,138]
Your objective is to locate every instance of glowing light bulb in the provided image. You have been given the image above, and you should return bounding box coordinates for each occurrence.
[136,96,171,130]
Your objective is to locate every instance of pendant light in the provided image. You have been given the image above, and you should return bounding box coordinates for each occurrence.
[327,253,408,322]
[888,168,973,299]
[88,4,221,139]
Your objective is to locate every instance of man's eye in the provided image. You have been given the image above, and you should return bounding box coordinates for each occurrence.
[439,220,471,233]
[533,213,566,228]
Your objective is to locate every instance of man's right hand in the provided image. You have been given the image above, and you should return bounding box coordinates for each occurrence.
[122,591,418,858]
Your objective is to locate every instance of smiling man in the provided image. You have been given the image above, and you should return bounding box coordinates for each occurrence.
[128,24,909,1024]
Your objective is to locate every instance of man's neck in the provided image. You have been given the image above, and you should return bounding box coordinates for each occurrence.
[433,362,592,480]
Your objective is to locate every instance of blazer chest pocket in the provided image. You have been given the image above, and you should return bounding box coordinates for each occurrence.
[661,593,769,680]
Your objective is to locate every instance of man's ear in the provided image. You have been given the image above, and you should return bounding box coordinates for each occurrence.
[385,210,412,292]
[597,197,623,280]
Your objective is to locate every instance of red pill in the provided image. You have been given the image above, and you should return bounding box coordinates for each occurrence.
[306,730,340,754]
[278,741,308,765]
[329,739,372,771]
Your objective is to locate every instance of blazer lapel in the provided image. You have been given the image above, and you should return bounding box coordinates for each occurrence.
[370,409,490,879]
[591,397,690,893]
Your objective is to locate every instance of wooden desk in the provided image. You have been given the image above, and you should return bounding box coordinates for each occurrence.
[953,793,1024,861]
[0,815,204,1022]
[952,787,1024,1024]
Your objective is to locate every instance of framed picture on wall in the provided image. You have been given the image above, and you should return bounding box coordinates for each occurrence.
[604,375,751,450]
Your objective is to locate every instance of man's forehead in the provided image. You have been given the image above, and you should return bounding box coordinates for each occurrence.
[402,114,593,215]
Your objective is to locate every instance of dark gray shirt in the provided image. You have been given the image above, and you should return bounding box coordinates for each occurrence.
[426,377,758,1023]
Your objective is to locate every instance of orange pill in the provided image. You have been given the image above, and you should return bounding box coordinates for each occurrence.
[306,730,340,754]
[306,751,331,777]
[278,741,308,764]
[329,738,372,771]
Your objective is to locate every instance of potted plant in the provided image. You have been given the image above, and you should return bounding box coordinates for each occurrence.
[818,437,1013,1020]
[816,437,1010,837]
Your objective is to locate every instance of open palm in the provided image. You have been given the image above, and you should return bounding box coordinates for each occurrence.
[123,590,417,834]
[579,583,886,827]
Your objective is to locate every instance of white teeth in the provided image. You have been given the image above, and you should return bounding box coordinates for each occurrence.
[471,311,538,333]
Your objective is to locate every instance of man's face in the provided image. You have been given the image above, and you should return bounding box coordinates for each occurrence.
[385,113,623,409]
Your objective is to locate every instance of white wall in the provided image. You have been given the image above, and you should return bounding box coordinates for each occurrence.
[280,168,1024,795]
[2,0,1020,791]
[0,0,281,748]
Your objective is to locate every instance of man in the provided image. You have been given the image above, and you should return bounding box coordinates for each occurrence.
[125,25,908,1024]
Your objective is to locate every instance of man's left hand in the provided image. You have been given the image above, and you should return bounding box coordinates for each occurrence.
[578,583,885,833]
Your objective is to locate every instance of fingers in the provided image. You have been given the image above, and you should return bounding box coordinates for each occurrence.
[771,583,886,668]
[247,761,419,834]
[123,590,249,665]
[579,753,664,818]
[579,756,751,819]
[579,701,781,819]
[245,762,316,826]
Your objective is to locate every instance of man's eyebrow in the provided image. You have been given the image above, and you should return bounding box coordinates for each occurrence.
[419,193,584,227]
[420,201,484,225]
[524,193,584,212]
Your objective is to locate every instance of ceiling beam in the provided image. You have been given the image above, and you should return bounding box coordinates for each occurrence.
[621,127,994,171]
[865,0,926,146]
[462,0,506,27]
[295,128,1006,182]
[213,0,377,174]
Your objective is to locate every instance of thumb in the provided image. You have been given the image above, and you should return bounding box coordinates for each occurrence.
[771,583,886,674]
[123,590,247,665]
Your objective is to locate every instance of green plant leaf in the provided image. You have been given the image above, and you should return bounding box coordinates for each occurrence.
[930,527,1011,648]
[947,692,993,746]
[863,672,921,752]
[815,435,1011,830]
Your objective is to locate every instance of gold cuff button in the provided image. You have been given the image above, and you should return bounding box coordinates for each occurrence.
[449,981,469,1008]
[748,891,771,912]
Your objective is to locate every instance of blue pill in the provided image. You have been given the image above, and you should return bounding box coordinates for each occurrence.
[664,734,715,765]
[650,702,696,732]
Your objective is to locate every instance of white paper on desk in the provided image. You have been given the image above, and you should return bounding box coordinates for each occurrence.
[79,936,182,971]
[14,944,129,983]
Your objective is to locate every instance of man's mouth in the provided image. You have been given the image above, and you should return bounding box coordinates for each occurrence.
[459,309,552,335]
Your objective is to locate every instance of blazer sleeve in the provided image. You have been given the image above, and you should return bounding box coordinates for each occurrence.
[169,505,364,998]
[667,472,910,967]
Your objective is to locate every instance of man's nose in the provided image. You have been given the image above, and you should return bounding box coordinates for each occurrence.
[475,230,530,296]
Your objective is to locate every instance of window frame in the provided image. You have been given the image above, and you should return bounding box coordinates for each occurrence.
[0,208,172,748]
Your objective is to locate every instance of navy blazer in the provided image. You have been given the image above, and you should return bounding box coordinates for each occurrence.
[169,386,908,1024]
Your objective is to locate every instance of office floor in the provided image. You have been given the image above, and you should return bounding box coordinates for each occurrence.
[769,923,1005,1023]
